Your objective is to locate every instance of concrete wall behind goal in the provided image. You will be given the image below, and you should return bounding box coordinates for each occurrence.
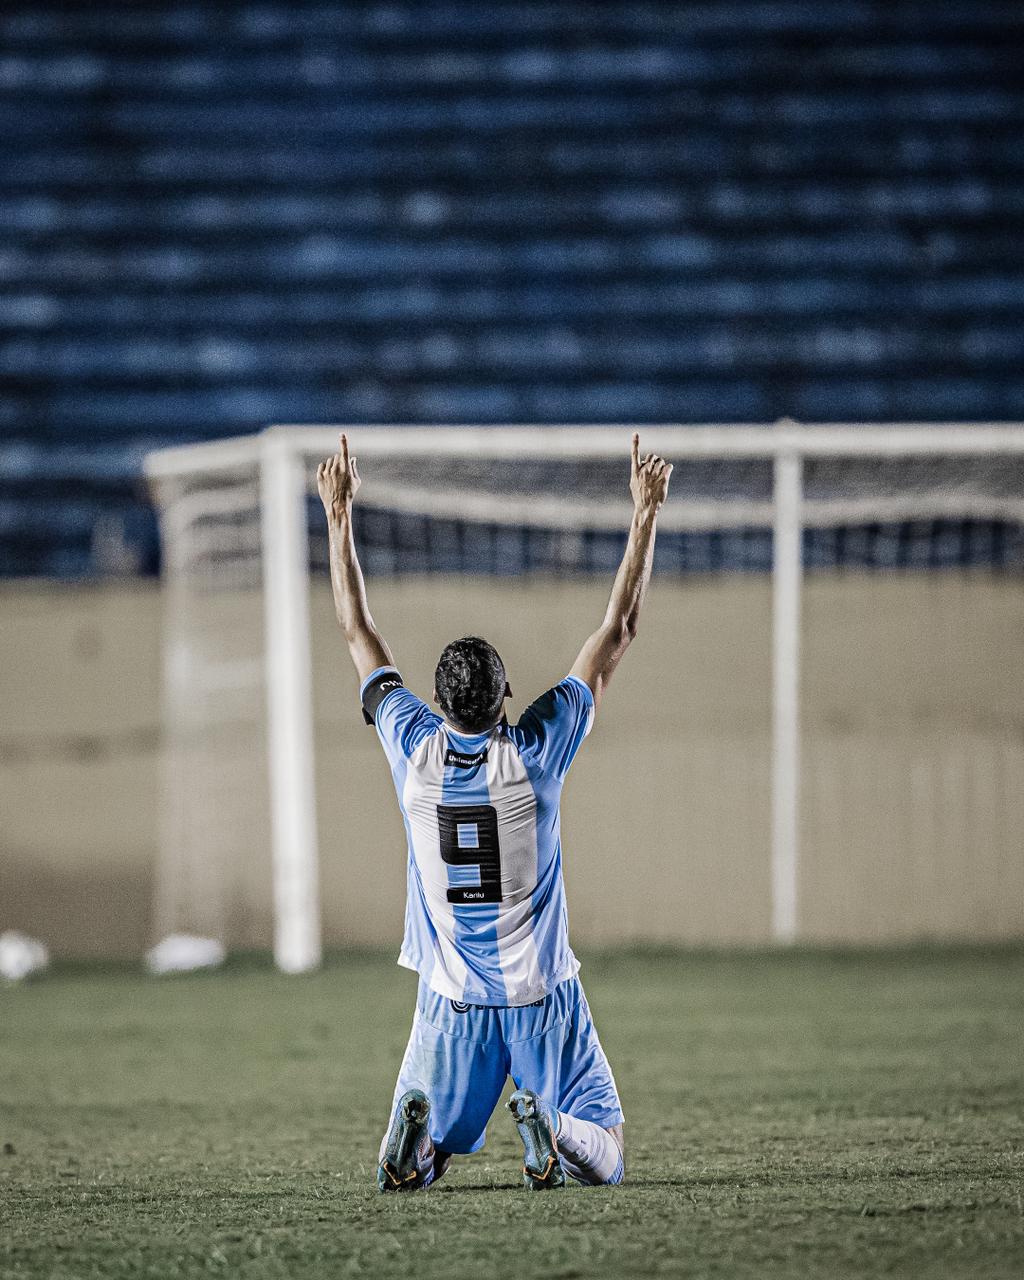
[1,573,1022,958]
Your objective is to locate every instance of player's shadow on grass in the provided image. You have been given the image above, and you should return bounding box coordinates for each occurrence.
[436,1177,692,1193]
[627,1178,696,1189]
[435,1183,519,1194]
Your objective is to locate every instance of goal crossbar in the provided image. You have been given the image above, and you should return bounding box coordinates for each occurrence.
[145,422,1024,481]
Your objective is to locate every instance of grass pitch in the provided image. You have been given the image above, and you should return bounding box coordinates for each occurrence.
[1,947,1022,1279]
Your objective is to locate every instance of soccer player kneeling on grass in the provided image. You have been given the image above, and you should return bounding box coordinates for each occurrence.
[318,432,672,1190]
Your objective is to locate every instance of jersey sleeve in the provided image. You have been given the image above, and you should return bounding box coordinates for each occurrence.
[360,666,438,766]
[513,674,595,781]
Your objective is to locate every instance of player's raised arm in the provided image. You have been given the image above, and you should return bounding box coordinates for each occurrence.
[570,433,672,710]
[318,433,395,681]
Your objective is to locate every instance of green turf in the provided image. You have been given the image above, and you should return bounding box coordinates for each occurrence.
[1,948,1022,1279]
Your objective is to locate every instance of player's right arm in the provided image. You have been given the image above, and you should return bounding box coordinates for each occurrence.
[318,433,395,682]
[570,433,672,711]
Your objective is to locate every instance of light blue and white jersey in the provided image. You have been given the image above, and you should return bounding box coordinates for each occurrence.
[360,666,595,1007]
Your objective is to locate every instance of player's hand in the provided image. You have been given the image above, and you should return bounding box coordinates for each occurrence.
[629,432,673,515]
[317,433,361,523]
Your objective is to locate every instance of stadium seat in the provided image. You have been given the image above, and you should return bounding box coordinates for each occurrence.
[1,0,1022,574]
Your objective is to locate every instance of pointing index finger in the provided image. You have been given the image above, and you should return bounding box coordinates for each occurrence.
[340,433,349,468]
[631,432,640,473]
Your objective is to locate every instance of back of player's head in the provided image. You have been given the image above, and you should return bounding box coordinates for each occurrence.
[435,636,508,733]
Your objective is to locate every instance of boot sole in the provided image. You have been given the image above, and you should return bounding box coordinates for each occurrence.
[378,1089,431,1191]
[507,1090,565,1190]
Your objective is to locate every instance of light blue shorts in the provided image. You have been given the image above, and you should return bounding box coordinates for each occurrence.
[390,975,624,1155]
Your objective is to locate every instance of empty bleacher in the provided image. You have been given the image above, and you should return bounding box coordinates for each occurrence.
[1,2,1023,574]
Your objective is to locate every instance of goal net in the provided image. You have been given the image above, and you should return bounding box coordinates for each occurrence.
[145,425,1024,971]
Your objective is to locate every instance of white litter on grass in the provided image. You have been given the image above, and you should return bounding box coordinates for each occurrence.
[145,933,226,975]
[0,931,49,981]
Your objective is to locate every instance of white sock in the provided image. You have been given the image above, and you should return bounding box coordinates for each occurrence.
[556,1111,624,1185]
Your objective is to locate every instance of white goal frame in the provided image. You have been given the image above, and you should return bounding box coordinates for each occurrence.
[145,422,1024,971]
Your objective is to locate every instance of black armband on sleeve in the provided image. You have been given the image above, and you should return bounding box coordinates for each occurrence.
[361,669,404,725]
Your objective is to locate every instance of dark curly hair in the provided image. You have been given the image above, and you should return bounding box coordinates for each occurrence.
[434,636,508,733]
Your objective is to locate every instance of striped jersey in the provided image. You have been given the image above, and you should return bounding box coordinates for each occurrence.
[360,665,595,1007]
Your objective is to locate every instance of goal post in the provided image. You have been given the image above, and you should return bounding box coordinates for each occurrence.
[145,422,1024,969]
[772,446,802,944]
[259,432,320,974]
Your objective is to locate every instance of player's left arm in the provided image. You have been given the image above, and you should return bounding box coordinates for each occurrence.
[318,433,395,682]
[570,433,672,711]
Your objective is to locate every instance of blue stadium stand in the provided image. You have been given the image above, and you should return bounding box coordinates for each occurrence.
[0,2,1022,574]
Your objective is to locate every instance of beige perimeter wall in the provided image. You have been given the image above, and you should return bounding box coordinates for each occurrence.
[1,573,1022,957]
